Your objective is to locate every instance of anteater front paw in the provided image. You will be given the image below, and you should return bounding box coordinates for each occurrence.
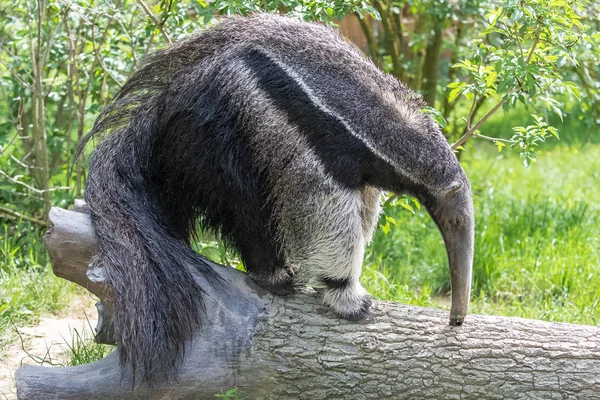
[321,282,372,320]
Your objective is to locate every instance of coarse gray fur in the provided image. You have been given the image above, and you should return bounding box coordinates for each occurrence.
[77,14,475,383]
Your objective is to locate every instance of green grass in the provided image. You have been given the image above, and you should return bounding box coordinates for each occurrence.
[61,324,113,367]
[214,388,247,399]
[12,321,113,368]
[0,222,110,365]
[364,143,600,325]
[0,222,81,348]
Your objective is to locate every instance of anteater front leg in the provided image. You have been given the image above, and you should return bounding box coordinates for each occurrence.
[282,187,372,319]
[360,186,383,244]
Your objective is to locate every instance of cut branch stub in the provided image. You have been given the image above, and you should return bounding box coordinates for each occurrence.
[43,207,113,303]
[44,206,115,343]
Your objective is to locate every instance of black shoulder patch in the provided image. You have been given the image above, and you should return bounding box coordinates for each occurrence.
[242,48,369,189]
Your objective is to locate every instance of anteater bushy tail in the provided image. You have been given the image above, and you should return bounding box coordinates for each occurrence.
[76,43,215,382]
[85,146,206,383]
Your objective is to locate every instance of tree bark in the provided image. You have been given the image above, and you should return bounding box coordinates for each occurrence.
[15,207,600,399]
[442,22,464,123]
[408,13,427,91]
[421,20,444,106]
[374,1,405,80]
[356,13,383,69]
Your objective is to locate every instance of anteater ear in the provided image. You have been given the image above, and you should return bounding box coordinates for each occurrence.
[445,181,463,195]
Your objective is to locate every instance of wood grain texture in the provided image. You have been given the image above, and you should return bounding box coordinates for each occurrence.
[16,206,600,399]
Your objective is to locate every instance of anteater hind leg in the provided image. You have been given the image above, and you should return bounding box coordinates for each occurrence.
[284,187,372,319]
[227,221,295,296]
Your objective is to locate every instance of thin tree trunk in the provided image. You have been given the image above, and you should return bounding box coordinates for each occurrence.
[374,1,404,80]
[409,13,427,91]
[30,0,51,218]
[15,206,600,399]
[62,14,77,187]
[356,13,382,68]
[421,20,444,106]
[574,68,599,146]
[442,21,464,124]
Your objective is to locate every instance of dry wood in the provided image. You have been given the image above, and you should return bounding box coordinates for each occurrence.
[15,206,600,399]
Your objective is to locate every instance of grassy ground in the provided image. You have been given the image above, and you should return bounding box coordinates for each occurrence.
[364,141,600,325]
[0,223,83,348]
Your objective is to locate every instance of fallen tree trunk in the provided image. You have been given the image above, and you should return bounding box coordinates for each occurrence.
[16,206,600,399]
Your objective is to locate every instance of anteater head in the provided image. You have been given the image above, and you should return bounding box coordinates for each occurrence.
[365,114,475,326]
[427,178,474,326]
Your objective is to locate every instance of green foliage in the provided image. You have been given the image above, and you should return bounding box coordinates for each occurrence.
[508,114,559,166]
[446,0,598,155]
[193,236,244,269]
[184,0,380,22]
[0,222,81,347]
[365,142,600,325]
[62,325,113,367]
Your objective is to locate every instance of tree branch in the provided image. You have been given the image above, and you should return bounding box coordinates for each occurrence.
[452,95,510,149]
[136,0,172,46]
[356,13,382,68]
[451,27,543,150]
[0,55,32,88]
[90,18,123,87]
[475,133,511,143]
[0,206,46,226]
[0,169,70,194]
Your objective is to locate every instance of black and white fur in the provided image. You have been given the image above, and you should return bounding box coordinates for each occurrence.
[79,14,474,382]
